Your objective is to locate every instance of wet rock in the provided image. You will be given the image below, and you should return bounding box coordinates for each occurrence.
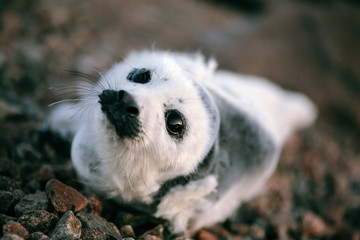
[120,225,135,238]
[2,221,29,239]
[140,225,164,240]
[45,179,87,213]
[18,210,58,233]
[14,191,49,217]
[0,190,24,213]
[0,234,24,240]
[86,194,102,216]
[302,211,326,237]
[76,212,121,240]
[0,176,22,191]
[81,228,107,240]
[49,211,81,240]
[28,232,50,240]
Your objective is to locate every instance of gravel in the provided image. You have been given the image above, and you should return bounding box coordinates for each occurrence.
[1,0,360,239]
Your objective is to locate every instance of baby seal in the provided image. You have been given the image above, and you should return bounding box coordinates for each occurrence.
[49,50,317,233]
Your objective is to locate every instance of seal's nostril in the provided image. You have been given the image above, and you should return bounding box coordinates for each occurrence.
[118,90,125,101]
[126,106,139,116]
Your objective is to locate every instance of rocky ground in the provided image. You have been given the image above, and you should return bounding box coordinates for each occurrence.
[0,0,360,239]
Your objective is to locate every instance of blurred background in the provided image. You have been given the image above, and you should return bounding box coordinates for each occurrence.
[0,0,359,239]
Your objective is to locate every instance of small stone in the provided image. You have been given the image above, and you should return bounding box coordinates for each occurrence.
[302,211,326,237]
[0,234,24,240]
[14,191,49,217]
[1,214,16,229]
[49,211,81,240]
[87,194,102,216]
[0,158,21,179]
[197,229,218,240]
[120,225,135,238]
[18,210,58,234]
[29,232,50,240]
[140,225,164,240]
[2,221,29,239]
[76,212,121,240]
[81,228,107,240]
[0,190,24,213]
[141,235,160,240]
[250,225,265,239]
[33,165,54,182]
[45,179,88,213]
[0,176,22,191]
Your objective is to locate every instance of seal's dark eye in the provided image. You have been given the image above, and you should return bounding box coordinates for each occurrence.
[127,68,151,84]
[165,110,185,139]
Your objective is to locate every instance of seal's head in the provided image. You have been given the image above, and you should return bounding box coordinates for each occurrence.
[71,51,220,202]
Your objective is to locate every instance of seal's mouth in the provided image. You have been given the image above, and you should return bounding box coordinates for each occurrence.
[98,89,141,139]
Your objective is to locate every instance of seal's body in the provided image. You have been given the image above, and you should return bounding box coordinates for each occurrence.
[50,51,317,233]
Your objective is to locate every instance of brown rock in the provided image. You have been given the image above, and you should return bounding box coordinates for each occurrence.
[197,229,218,240]
[140,225,164,240]
[81,228,107,240]
[33,165,54,182]
[3,221,29,239]
[45,179,87,213]
[120,225,135,238]
[302,211,326,237]
[138,235,160,240]
[86,194,102,216]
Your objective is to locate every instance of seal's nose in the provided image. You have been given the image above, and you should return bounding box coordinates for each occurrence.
[98,90,139,117]
[98,89,140,139]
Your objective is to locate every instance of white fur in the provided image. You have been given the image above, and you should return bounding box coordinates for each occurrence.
[48,50,317,234]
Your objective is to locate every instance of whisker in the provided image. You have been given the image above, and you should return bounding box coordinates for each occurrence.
[48,99,84,107]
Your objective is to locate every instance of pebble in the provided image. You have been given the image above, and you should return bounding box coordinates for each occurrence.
[49,211,81,240]
[33,165,54,183]
[0,214,17,229]
[302,211,326,237]
[2,221,29,239]
[45,179,88,213]
[76,212,122,240]
[140,235,160,240]
[0,190,24,213]
[139,225,164,240]
[0,176,21,191]
[81,228,107,240]
[86,194,102,216]
[197,229,218,240]
[29,232,50,240]
[18,210,58,234]
[0,158,21,180]
[14,191,49,217]
[120,225,136,238]
[0,234,24,240]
